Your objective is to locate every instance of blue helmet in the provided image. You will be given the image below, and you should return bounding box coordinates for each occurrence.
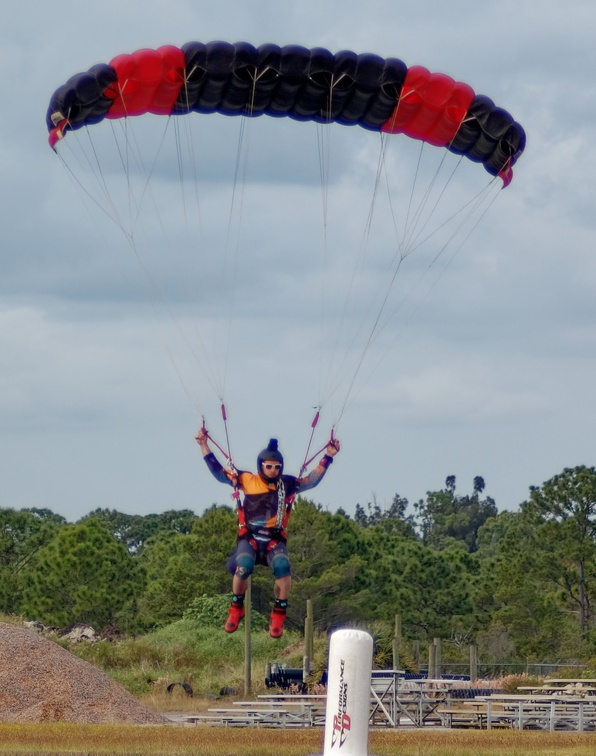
[257,438,284,478]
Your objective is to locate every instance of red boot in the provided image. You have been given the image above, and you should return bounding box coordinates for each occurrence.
[225,603,245,633]
[269,609,286,638]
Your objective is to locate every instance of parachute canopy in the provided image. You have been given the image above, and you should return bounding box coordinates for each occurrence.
[47,41,525,185]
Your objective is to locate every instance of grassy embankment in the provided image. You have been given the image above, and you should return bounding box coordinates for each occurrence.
[64,617,316,700]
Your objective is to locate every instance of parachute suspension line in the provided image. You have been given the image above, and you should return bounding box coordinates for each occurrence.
[207,67,265,407]
[55,133,132,246]
[114,97,142,237]
[131,118,173,229]
[341,183,503,420]
[336,178,503,423]
[314,91,335,412]
[159,86,236,406]
[317,76,340,230]
[398,169,496,265]
[113,115,225,402]
[173,117,191,221]
[417,178,502,281]
[207,91,254,404]
[317,134,390,415]
[394,142,457,261]
[315,71,367,413]
[398,142,428,257]
[313,80,387,413]
[162,342,205,417]
[103,113,173,248]
[177,67,207,231]
[363,144,486,343]
[219,402,236,472]
[398,147,463,259]
[372,145,462,304]
[328,141,454,426]
[87,123,131,235]
[86,111,226,407]
[332,261,404,429]
[158,119,227,404]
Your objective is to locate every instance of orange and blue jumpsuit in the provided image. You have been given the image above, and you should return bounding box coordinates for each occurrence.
[203,452,334,578]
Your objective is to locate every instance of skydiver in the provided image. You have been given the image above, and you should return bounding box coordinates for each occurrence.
[195,430,340,638]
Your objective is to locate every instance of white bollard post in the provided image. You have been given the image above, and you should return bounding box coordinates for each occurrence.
[323,628,373,756]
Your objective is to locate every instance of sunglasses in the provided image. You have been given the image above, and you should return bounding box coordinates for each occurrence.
[263,463,282,470]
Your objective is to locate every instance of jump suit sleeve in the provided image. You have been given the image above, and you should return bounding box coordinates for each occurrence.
[203,452,235,486]
[295,455,334,494]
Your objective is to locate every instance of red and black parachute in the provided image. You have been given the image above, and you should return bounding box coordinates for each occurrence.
[46,41,525,185]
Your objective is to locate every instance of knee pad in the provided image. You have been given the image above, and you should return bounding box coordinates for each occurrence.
[235,553,254,580]
[271,553,291,579]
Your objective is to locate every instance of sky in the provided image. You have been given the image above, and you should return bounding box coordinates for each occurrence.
[1,1,595,523]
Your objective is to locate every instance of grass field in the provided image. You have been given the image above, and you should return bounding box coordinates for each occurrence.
[1,724,596,755]
[4,616,596,754]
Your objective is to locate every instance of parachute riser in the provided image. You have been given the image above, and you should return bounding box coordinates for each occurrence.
[299,409,336,478]
[201,410,240,501]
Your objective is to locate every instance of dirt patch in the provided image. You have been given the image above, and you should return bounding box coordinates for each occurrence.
[0,622,169,724]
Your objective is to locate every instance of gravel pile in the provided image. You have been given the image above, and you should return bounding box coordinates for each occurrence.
[0,622,169,724]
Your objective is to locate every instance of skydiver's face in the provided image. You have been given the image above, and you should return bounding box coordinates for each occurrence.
[261,461,282,479]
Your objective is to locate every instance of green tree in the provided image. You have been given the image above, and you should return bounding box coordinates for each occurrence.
[21,520,143,630]
[0,508,66,613]
[490,509,570,657]
[470,511,520,633]
[81,508,197,554]
[286,500,373,629]
[487,469,596,657]
[369,535,475,639]
[415,476,497,552]
[527,466,596,637]
[354,493,418,539]
[138,505,235,625]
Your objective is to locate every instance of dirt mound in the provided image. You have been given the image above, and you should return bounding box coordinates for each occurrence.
[0,622,169,724]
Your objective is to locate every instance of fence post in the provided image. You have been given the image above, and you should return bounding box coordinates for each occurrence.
[392,614,401,671]
[469,644,478,682]
[413,640,420,672]
[428,642,436,679]
[434,638,442,679]
[304,599,314,685]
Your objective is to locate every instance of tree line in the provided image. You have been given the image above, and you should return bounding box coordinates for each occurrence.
[2,465,596,665]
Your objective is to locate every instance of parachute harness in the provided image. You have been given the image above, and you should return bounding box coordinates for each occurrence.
[275,478,286,531]
[203,404,335,520]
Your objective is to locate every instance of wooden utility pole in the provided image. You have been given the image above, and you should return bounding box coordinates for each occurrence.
[304,599,314,685]
[244,578,252,695]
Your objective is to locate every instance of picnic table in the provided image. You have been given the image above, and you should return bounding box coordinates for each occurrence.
[194,697,326,728]
[470,693,596,731]
[518,679,596,696]
[438,699,493,729]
